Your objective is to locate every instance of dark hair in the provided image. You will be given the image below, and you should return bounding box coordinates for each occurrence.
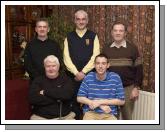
[95,53,109,63]
[35,18,49,27]
[111,21,127,31]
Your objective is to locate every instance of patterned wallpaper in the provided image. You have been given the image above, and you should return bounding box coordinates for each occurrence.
[52,5,155,92]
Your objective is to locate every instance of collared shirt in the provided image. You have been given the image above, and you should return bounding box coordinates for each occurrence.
[110,40,127,48]
[76,28,87,38]
[77,71,125,115]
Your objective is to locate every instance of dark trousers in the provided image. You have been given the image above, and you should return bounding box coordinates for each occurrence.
[65,71,83,120]
[71,80,83,120]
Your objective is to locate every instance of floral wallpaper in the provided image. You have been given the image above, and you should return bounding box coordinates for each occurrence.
[52,5,155,92]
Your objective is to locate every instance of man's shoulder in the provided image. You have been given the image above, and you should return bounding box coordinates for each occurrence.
[47,38,59,44]
[87,29,96,34]
[59,73,72,82]
[33,75,45,82]
[86,30,96,36]
[85,72,95,79]
[67,31,76,36]
[26,38,37,49]
[107,71,121,78]
[28,38,37,45]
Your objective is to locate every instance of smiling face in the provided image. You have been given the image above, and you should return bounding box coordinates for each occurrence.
[74,10,88,30]
[35,21,49,39]
[94,56,109,77]
[44,61,59,79]
[111,24,126,43]
[44,55,60,79]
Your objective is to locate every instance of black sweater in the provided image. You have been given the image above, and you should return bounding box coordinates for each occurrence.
[29,74,74,119]
[24,38,62,80]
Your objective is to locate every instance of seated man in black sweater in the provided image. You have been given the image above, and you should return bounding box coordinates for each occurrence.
[29,55,75,120]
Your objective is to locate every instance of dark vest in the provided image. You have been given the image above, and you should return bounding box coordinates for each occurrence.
[67,30,96,71]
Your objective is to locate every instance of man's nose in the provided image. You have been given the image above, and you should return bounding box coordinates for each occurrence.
[99,64,103,67]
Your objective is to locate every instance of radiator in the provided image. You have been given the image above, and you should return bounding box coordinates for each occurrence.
[132,90,155,120]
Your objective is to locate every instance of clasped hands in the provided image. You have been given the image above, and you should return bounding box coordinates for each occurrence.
[74,71,85,81]
[88,100,111,114]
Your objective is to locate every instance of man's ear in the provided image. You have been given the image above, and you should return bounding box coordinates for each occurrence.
[35,27,37,33]
[107,63,110,68]
[48,28,50,32]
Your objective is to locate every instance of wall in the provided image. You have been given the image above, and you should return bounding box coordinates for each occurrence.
[51,5,155,92]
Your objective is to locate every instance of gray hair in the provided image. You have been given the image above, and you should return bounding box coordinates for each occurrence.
[44,55,60,66]
[75,10,88,20]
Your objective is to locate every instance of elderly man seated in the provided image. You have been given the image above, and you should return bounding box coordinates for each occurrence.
[29,55,75,120]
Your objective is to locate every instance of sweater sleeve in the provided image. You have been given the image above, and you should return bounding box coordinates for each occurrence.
[29,77,55,105]
[115,74,125,100]
[44,75,74,101]
[63,38,79,75]
[54,41,63,67]
[24,44,39,80]
[77,77,89,97]
[82,35,100,74]
[133,46,143,87]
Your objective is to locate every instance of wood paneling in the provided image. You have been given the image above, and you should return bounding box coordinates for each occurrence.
[5,5,48,80]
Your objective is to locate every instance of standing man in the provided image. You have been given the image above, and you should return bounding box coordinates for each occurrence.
[77,54,125,120]
[24,18,62,82]
[103,22,143,120]
[63,10,100,119]
[29,55,75,120]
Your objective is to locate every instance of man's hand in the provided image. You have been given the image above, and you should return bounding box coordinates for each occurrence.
[130,87,139,100]
[100,105,111,114]
[39,90,44,95]
[88,100,101,110]
[74,71,85,81]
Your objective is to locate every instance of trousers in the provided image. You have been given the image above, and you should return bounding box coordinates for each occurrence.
[83,111,117,120]
[30,111,75,120]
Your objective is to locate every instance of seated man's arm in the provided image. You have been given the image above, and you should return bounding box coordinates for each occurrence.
[29,77,55,106]
[94,99,125,106]
[77,96,100,110]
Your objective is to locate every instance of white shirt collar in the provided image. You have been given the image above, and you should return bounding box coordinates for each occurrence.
[110,40,127,48]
